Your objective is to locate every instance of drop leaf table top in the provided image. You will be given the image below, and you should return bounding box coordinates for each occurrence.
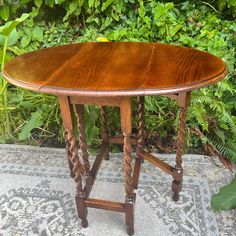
[3,42,226,97]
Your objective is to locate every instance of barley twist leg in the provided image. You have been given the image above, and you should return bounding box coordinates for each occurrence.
[65,132,75,178]
[120,98,134,236]
[172,107,187,201]
[101,106,110,160]
[124,135,134,198]
[75,105,90,174]
[124,134,134,236]
[136,96,145,159]
[133,96,145,190]
[66,129,88,227]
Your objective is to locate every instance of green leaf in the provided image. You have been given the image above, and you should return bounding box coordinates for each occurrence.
[34,0,42,7]
[0,28,19,46]
[21,35,31,48]
[0,13,29,37]
[32,26,44,42]
[18,110,43,140]
[101,0,113,11]
[211,174,236,211]
[88,0,95,8]
[0,5,9,21]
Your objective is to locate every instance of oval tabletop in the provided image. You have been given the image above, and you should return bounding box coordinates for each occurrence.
[3,42,227,97]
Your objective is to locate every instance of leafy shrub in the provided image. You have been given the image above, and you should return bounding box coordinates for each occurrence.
[0,1,235,163]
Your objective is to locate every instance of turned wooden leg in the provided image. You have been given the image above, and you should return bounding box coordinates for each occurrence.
[133,96,145,189]
[65,137,75,178]
[172,93,190,201]
[75,104,92,226]
[58,96,88,227]
[120,97,135,236]
[75,105,90,175]
[101,106,110,160]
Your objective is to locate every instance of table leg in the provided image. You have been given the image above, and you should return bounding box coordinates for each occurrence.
[120,97,135,236]
[74,104,92,227]
[172,93,189,201]
[75,105,90,175]
[65,135,75,178]
[101,106,110,160]
[133,96,145,189]
[58,96,88,228]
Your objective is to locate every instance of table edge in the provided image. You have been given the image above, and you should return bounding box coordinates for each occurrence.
[3,64,227,97]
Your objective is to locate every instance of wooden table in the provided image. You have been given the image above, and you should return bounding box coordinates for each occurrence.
[3,42,227,235]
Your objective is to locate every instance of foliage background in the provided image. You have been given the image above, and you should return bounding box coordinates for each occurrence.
[0,0,236,163]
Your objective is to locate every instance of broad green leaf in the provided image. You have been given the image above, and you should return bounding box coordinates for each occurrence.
[0,5,9,21]
[0,13,29,37]
[32,26,44,42]
[18,110,43,140]
[211,174,236,211]
[0,28,19,46]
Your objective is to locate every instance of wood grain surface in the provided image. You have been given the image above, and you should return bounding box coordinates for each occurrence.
[3,42,227,96]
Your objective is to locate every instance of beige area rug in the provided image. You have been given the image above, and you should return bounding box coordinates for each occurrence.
[0,144,235,236]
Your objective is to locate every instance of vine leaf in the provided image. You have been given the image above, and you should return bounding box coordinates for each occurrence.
[211,174,236,211]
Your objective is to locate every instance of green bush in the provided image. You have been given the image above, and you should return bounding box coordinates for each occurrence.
[0,1,235,163]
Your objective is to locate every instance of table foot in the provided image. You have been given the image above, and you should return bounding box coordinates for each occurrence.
[125,197,134,236]
[172,192,179,202]
[172,179,181,201]
[81,218,88,228]
[172,165,183,202]
[70,170,75,178]
[127,227,134,236]
[76,194,88,228]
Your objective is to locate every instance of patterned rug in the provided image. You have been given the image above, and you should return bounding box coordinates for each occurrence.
[0,144,235,236]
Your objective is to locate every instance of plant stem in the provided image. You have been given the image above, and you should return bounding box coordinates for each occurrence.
[1,36,11,138]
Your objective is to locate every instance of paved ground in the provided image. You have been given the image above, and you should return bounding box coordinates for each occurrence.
[0,144,235,236]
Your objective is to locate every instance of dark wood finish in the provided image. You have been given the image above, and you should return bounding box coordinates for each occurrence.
[3,42,227,236]
[132,158,142,190]
[101,106,110,160]
[70,96,121,106]
[3,42,226,97]
[58,96,88,227]
[120,97,135,236]
[133,96,145,189]
[85,198,126,212]
[75,104,90,174]
[172,92,190,201]
[109,136,137,145]
[141,150,174,175]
